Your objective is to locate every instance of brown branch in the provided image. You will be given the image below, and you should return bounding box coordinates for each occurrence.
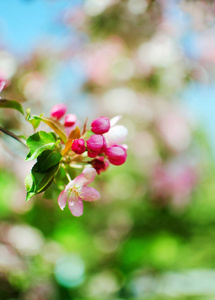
[0,126,27,147]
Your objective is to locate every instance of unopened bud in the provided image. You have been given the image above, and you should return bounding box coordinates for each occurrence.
[64,114,77,127]
[87,134,107,156]
[91,116,110,134]
[50,103,67,120]
[72,139,86,154]
[105,145,127,166]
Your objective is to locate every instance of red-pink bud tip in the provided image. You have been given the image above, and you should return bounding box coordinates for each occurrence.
[91,116,110,134]
[91,157,109,175]
[72,139,86,154]
[50,103,67,120]
[64,114,77,127]
[105,145,127,166]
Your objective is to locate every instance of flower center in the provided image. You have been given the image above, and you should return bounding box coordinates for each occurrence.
[68,185,82,200]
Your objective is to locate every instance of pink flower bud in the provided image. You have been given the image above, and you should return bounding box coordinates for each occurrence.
[64,114,77,127]
[91,116,110,134]
[50,103,67,120]
[72,139,86,154]
[91,157,109,175]
[87,135,107,156]
[105,145,127,166]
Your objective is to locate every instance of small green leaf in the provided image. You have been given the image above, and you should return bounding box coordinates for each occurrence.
[26,109,43,130]
[25,173,35,201]
[26,131,57,161]
[0,99,24,115]
[32,116,67,143]
[25,173,33,192]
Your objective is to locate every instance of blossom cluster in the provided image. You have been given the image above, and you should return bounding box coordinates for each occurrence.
[50,103,128,217]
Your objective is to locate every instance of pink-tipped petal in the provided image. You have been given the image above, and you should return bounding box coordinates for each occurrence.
[80,186,100,201]
[104,125,127,147]
[58,190,68,210]
[68,199,83,217]
[110,115,121,127]
[0,81,5,93]
[73,167,96,187]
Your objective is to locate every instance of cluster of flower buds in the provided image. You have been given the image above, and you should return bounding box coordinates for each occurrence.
[50,103,128,216]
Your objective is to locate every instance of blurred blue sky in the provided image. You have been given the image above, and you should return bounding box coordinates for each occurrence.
[0,0,83,54]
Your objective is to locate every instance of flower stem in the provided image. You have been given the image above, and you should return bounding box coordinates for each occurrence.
[61,163,72,182]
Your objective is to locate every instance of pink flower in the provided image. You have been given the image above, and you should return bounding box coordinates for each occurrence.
[91,116,110,134]
[105,145,127,166]
[72,139,86,154]
[87,134,107,158]
[103,116,128,147]
[50,103,67,120]
[64,114,77,127]
[58,167,100,217]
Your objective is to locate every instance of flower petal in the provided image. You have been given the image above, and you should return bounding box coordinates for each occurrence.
[104,125,128,147]
[73,167,96,187]
[65,180,75,192]
[68,199,83,217]
[58,190,68,210]
[110,115,121,127]
[80,186,100,201]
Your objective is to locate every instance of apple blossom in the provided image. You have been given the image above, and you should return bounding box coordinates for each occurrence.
[58,167,100,217]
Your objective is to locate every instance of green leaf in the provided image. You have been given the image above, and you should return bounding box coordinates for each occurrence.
[32,163,59,193]
[43,181,61,200]
[25,150,62,201]
[32,116,67,143]
[26,131,57,161]
[36,150,62,172]
[0,99,24,115]
[25,163,59,201]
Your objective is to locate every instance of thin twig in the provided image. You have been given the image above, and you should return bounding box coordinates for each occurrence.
[0,126,27,147]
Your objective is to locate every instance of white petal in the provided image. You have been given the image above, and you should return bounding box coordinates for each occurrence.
[104,125,128,147]
[110,115,121,127]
